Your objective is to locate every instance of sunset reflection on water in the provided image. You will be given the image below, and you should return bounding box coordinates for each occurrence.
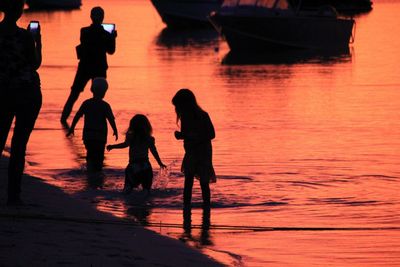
[8,0,400,265]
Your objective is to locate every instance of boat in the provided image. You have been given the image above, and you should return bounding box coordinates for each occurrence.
[209,0,355,52]
[150,0,223,28]
[26,0,82,9]
[290,0,372,15]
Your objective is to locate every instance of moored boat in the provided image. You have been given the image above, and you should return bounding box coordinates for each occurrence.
[209,0,355,52]
[26,0,82,10]
[150,0,223,28]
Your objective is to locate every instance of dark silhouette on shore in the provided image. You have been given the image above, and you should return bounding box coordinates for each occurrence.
[172,89,216,210]
[107,114,166,195]
[0,0,42,205]
[67,78,118,173]
[61,6,116,125]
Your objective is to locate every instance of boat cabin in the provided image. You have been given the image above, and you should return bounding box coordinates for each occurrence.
[219,0,295,15]
[221,0,291,10]
[219,0,338,17]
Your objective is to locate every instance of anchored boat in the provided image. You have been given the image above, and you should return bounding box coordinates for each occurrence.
[150,0,223,28]
[209,0,355,51]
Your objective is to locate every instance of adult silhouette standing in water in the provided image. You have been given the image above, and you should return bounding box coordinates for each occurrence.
[172,89,216,212]
[60,6,116,126]
[0,0,42,205]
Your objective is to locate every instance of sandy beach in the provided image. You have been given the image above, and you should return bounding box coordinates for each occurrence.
[0,158,223,267]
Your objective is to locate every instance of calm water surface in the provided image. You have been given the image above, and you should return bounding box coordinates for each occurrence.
[5,0,400,265]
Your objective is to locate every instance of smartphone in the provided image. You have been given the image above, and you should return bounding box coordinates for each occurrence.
[101,23,115,34]
[29,21,39,33]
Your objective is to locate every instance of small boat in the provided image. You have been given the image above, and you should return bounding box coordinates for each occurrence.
[150,0,223,28]
[26,0,82,9]
[209,0,355,52]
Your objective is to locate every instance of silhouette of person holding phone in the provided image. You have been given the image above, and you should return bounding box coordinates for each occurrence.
[0,0,42,205]
[61,6,116,126]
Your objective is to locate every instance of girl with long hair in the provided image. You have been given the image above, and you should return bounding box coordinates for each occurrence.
[172,88,216,209]
[107,114,166,194]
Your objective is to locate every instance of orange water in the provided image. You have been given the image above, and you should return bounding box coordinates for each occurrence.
[5,0,400,265]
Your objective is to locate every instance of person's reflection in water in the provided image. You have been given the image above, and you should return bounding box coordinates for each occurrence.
[200,206,212,246]
[181,206,213,247]
[127,205,151,225]
[125,195,152,225]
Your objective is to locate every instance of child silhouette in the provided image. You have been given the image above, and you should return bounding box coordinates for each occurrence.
[67,77,118,172]
[107,114,166,195]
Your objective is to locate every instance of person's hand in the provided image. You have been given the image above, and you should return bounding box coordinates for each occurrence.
[174,131,183,140]
[113,131,118,141]
[66,129,74,137]
[112,30,117,38]
[27,23,42,45]
[106,145,113,151]
[160,163,167,169]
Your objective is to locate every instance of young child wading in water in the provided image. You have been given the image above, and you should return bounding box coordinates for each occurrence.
[107,114,166,195]
[67,78,118,173]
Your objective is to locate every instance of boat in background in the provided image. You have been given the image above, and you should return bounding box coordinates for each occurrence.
[26,0,82,10]
[150,0,223,28]
[209,0,355,52]
[291,0,372,15]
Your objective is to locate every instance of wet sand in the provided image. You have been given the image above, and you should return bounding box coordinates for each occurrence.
[0,158,223,267]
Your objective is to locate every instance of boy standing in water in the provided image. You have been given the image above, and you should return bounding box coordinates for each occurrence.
[67,78,118,172]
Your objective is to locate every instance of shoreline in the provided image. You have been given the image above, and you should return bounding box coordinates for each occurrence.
[0,158,224,266]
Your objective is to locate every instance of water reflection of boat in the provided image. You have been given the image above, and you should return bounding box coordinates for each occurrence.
[26,0,81,10]
[222,48,351,65]
[209,0,355,52]
[150,0,223,28]
[156,27,219,47]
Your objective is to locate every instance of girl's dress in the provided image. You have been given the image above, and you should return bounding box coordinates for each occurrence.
[124,134,156,191]
[181,111,216,183]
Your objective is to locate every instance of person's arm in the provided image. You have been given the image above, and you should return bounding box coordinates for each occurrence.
[80,28,86,44]
[26,26,42,70]
[106,140,129,151]
[66,105,84,136]
[106,31,116,55]
[109,118,118,141]
[203,112,215,140]
[176,113,215,141]
[149,138,166,168]
[33,28,42,69]
[106,105,118,141]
